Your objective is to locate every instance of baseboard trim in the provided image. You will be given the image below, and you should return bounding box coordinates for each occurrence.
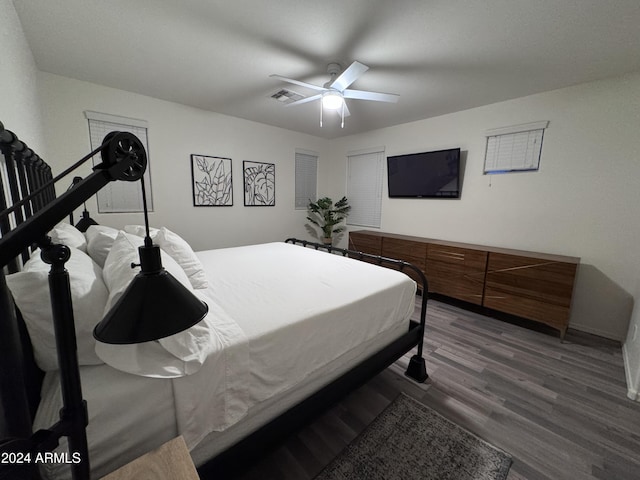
[569,323,623,342]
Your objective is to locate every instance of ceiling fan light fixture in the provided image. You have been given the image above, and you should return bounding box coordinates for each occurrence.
[271,61,398,129]
[322,91,343,110]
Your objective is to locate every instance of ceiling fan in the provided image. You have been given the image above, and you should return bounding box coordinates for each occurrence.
[270,61,399,128]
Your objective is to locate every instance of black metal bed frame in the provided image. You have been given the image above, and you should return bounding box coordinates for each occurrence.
[0,120,429,479]
[197,241,428,477]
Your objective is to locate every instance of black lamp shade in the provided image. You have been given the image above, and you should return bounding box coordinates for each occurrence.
[94,245,209,344]
[74,210,98,233]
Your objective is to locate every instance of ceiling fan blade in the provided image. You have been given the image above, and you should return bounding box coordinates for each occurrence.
[284,94,322,107]
[270,74,327,92]
[329,61,369,91]
[343,89,399,103]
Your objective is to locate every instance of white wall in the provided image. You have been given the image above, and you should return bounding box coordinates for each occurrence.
[0,0,45,153]
[323,72,640,344]
[37,73,326,251]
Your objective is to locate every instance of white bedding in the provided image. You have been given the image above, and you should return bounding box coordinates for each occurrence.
[34,242,416,479]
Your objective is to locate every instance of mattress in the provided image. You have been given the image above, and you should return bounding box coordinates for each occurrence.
[34,242,416,479]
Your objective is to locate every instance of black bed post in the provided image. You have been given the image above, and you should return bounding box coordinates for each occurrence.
[404,287,428,382]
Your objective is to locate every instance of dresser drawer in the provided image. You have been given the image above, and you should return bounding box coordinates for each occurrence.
[382,237,427,287]
[483,252,577,329]
[349,231,382,256]
[427,244,487,305]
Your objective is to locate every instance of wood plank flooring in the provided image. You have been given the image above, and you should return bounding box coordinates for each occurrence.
[232,298,640,480]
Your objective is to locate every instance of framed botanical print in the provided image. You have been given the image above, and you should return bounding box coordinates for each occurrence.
[190,154,233,206]
[243,161,275,206]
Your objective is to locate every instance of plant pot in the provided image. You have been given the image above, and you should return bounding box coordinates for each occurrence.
[322,237,332,245]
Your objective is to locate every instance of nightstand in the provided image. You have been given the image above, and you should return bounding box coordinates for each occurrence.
[101,436,199,479]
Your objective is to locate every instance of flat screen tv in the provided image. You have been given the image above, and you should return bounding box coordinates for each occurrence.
[387,148,461,198]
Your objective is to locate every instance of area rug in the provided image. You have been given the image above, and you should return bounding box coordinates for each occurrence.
[315,393,512,480]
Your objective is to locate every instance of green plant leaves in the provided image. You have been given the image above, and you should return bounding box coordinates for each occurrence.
[306,196,351,239]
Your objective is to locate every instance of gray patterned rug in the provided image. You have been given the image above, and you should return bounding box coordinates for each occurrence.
[315,393,512,480]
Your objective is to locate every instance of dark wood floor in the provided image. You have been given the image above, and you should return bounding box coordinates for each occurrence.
[234,298,640,480]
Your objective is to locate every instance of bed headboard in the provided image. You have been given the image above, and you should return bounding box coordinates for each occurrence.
[0,121,147,450]
[0,121,53,440]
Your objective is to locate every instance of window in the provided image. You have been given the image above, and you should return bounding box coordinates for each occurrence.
[85,111,153,213]
[294,149,318,210]
[346,147,384,228]
[484,121,548,174]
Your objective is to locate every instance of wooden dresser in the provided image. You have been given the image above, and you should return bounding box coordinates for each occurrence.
[349,230,579,340]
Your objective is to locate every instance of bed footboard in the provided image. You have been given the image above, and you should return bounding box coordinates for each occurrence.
[284,238,428,383]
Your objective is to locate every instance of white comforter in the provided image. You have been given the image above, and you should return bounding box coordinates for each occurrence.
[177,242,416,448]
[35,242,416,479]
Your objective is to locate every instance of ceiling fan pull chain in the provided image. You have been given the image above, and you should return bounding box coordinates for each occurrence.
[341,101,345,128]
[320,100,323,127]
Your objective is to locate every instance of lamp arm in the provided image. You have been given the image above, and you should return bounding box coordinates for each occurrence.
[0,132,147,267]
[67,176,82,225]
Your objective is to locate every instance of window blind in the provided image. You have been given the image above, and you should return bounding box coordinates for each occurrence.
[484,121,548,174]
[346,147,384,228]
[294,149,318,210]
[85,111,153,213]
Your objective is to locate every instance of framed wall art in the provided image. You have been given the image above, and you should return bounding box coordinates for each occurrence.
[190,154,233,206]
[243,161,275,206]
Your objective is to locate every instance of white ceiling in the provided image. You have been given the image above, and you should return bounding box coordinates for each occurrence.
[13,0,640,139]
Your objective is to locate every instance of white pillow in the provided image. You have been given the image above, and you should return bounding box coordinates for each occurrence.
[155,227,208,290]
[48,222,87,252]
[96,231,211,378]
[6,247,108,371]
[85,225,120,268]
[123,224,160,239]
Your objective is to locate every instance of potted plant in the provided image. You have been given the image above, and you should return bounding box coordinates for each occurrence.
[306,196,351,245]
